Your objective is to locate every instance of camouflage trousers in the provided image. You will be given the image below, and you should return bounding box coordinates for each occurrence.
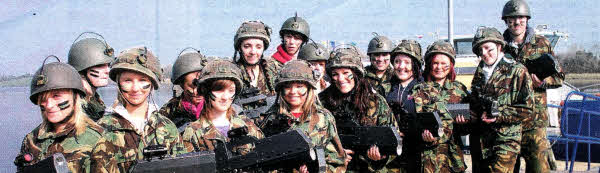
[513,128,551,173]
[481,126,521,173]
[421,143,466,173]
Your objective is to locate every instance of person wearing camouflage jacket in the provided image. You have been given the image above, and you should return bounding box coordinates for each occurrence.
[471,27,535,173]
[501,0,564,172]
[365,33,396,96]
[67,32,115,121]
[319,47,397,172]
[260,60,348,172]
[233,20,279,96]
[16,57,119,173]
[160,48,208,129]
[181,59,265,156]
[412,41,469,173]
[98,46,186,172]
[385,39,424,173]
[271,14,310,65]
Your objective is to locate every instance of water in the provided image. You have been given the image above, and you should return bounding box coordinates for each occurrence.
[0,86,174,172]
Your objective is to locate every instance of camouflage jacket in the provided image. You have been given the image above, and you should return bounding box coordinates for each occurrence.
[319,89,396,172]
[98,104,186,172]
[411,80,469,172]
[15,121,119,173]
[260,105,347,172]
[82,92,106,122]
[237,57,279,96]
[504,27,565,130]
[365,65,394,96]
[471,57,534,159]
[181,112,264,155]
[159,96,199,129]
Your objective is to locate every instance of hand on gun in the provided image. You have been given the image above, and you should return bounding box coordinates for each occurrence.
[454,115,468,124]
[367,145,386,161]
[299,164,308,173]
[481,112,497,124]
[422,130,437,142]
[344,149,354,166]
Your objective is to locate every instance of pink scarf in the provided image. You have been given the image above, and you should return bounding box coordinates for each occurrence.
[181,98,204,120]
[271,45,293,64]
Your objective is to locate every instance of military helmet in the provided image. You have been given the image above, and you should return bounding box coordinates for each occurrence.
[472,27,506,56]
[234,21,272,51]
[68,32,114,72]
[275,60,318,90]
[171,47,207,85]
[30,55,86,104]
[109,46,162,90]
[502,0,531,19]
[424,40,456,63]
[367,32,395,55]
[298,42,329,62]
[279,14,310,41]
[326,45,365,77]
[391,39,423,66]
[197,59,243,94]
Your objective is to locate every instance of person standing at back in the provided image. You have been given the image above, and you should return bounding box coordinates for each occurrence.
[365,33,396,96]
[271,13,310,67]
[500,1,564,172]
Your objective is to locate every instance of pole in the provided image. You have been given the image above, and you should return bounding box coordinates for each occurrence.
[448,0,454,46]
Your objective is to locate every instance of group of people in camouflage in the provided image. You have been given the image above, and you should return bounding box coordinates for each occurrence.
[15,0,564,172]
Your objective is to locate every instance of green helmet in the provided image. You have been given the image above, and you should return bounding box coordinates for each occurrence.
[171,47,208,85]
[67,32,114,72]
[275,60,317,90]
[234,21,272,51]
[472,27,506,56]
[30,56,86,104]
[279,14,310,41]
[197,59,243,94]
[502,0,531,19]
[425,40,456,63]
[367,32,395,55]
[109,46,162,90]
[326,46,365,77]
[298,42,329,62]
[391,39,423,66]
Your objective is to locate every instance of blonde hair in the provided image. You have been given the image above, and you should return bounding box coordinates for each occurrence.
[277,82,317,121]
[38,90,100,135]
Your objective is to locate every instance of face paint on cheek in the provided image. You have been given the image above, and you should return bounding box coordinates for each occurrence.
[347,73,354,80]
[57,100,71,110]
[89,69,100,78]
[142,84,151,90]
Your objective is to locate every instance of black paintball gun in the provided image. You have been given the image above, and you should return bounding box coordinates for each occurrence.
[397,110,444,138]
[335,112,403,156]
[16,153,71,173]
[524,53,560,80]
[446,103,472,120]
[234,87,277,120]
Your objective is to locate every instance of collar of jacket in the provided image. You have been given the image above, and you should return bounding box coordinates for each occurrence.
[105,103,160,133]
[271,44,294,64]
[36,121,76,140]
[503,26,536,46]
[366,65,394,81]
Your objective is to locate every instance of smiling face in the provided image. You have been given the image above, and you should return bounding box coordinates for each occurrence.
[478,42,501,66]
[505,16,528,37]
[240,38,265,65]
[308,61,326,80]
[393,54,414,82]
[181,71,204,105]
[209,80,236,113]
[38,89,75,124]
[283,82,308,110]
[430,54,452,83]
[86,64,110,87]
[283,33,303,56]
[331,68,356,94]
[370,52,391,71]
[118,71,152,106]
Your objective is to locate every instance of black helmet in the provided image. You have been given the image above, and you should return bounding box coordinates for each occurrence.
[502,0,531,19]
[30,56,86,104]
[68,32,114,72]
[367,32,395,55]
[298,42,329,62]
[171,47,207,85]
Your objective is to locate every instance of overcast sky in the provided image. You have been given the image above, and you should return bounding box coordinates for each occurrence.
[0,0,598,75]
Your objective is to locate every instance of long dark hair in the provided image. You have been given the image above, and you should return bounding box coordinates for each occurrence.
[322,69,378,116]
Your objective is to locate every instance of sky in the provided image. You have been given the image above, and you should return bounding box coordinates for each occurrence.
[0,0,598,75]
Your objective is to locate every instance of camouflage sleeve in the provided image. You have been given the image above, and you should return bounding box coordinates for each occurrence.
[233,115,265,155]
[323,111,347,167]
[375,94,396,127]
[90,137,120,173]
[161,117,187,156]
[497,66,534,124]
[181,125,205,153]
[158,102,172,118]
[452,83,472,136]
[14,134,30,171]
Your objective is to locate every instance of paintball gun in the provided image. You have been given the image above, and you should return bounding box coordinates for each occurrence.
[16,153,71,173]
[524,53,560,80]
[234,87,277,120]
[335,113,403,156]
